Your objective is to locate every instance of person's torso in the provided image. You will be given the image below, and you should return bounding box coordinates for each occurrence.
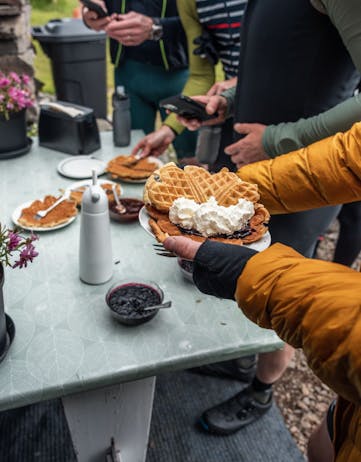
[234,0,360,125]
[106,0,188,70]
[195,0,247,78]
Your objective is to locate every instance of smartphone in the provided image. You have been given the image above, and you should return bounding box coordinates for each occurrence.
[159,94,218,122]
[81,0,108,18]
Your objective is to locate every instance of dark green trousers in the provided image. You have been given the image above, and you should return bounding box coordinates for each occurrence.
[115,59,197,159]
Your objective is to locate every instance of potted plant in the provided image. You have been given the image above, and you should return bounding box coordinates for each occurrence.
[0,71,34,159]
[0,224,38,363]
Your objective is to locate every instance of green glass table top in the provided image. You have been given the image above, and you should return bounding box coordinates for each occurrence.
[0,131,282,411]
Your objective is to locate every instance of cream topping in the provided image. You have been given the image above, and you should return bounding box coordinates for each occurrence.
[169,196,254,237]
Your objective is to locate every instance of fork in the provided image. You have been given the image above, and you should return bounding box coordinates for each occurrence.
[34,191,70,220]
[122,152,142,167]
[152,243,177,258]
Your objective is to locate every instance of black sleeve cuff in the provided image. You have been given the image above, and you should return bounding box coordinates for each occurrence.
[193,240,258,300]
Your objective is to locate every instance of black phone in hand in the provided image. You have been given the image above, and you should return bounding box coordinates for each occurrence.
[81,0,108,18]
[160,94,218,122]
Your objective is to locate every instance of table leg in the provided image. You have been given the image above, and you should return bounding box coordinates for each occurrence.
[62,377,156,462]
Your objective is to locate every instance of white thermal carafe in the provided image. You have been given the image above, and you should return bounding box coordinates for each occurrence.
[79,171,113,284]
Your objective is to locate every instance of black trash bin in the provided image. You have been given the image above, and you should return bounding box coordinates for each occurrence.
[32,18,107,119]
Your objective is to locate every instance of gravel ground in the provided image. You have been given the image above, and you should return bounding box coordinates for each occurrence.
[273,219,360,456]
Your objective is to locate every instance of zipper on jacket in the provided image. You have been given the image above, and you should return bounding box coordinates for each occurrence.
[159,0,170,71]
[114,0,170,71]
[114,0,126,68]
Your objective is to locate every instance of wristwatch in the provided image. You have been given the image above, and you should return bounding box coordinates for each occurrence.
[150,17,163,41]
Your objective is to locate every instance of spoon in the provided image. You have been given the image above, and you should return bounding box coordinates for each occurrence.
[143,301,172,311]
[112,184,126,214]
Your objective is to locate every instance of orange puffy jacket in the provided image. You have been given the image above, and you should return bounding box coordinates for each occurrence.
[236,122,361,461]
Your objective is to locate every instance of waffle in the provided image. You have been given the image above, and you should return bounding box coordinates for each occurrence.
[146,204,269,245]
[18,195,78,228]
[144,163,270,246]
[107,155,159,181]
[144,163,260,212]
[69,183,122,207]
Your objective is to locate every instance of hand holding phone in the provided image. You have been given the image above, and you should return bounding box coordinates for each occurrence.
[81,0,108,18]
[160,94,218,122]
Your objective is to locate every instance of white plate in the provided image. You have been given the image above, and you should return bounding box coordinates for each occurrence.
[12,200,77,232]
[138,206,271,252]
[108,156,164,184]
[57,156,107,179]
[65,179,123,196]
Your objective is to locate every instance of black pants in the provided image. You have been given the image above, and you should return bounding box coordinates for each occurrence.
[334,201,361,266]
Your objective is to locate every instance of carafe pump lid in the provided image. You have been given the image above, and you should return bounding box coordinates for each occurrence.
[81,170,108,213]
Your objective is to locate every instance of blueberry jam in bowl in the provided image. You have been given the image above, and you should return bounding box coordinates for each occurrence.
[106,280,164,326]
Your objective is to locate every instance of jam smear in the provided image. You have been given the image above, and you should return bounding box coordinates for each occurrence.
[178,224,252,239]
[110,198,143,215]
[108,284,161,318]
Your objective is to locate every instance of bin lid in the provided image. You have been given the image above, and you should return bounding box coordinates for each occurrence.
[32,18,106,43]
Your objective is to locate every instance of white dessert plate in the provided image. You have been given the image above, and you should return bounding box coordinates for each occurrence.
[57,156,107,179]
[138,206,271,252]
[12,200,77,232]
[107,156,164,184]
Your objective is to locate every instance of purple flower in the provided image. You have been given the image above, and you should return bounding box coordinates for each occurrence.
[0,77,10,87]
[0,72,34,116]
[7,231,22,251]
[9,72,20,84]
[0,224,38,270]
[12,243,39,269]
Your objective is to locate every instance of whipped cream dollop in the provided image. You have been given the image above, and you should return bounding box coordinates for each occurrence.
[169,196,255,237]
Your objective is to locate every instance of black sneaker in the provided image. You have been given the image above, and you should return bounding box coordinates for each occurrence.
[190,356,257,383]
[199,386,272,435]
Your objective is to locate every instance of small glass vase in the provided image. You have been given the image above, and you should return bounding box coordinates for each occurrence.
[0,109,28,158]
[0,264,15,363]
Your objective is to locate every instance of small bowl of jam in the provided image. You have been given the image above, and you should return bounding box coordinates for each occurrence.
[177,258,194,282]
[109,198,144,223]
[106,280,163,326]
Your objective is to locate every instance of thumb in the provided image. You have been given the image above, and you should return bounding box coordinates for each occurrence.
[131,141,144,156]
[234,123,255,135]
[206,96,220,115]
[163,236,201,260]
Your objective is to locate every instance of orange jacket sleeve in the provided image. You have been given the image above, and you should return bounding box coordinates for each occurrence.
[237,122,361,214]
[236,243,361,404]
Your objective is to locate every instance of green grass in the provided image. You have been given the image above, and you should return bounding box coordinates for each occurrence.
[30,0,113,113]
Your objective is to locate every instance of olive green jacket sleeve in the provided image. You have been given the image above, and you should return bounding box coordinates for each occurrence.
[220,86,237,119]
[263,94,361,157]
[263,0,361,156]
[163,0,216,135]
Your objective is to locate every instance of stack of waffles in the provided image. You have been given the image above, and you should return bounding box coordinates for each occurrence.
[107,155,159,181]
[143,163,270,245]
